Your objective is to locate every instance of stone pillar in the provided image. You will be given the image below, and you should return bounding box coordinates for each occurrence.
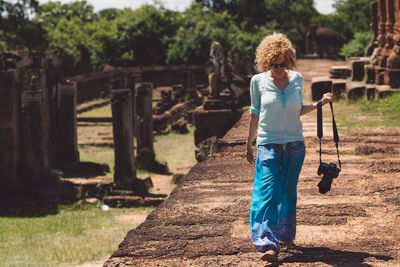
[0,70,21,187]
[183,70,195,91]
[56,81,79,166]
[135,83,156,170]
[111,89,146,194]
[20,90,49,181]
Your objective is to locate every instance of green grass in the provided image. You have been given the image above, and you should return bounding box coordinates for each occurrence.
[0,204,154,267]
[153,125,197,173]
[0,105,198,266]
[79,145,115,170]
[78,104,112,117]
[333,92,400,131]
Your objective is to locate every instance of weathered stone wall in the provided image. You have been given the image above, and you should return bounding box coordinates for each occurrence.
[0,70,21,188]
[0,50,77,188]
[69,65,208,104]
[365,0,400,88]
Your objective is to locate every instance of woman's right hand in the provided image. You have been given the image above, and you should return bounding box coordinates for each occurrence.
[246,145,256,164]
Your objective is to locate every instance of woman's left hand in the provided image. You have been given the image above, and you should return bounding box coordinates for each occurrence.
[321,92,333,105]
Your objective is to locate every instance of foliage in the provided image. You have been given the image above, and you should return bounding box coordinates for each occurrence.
[0,0,44,50]
[339,31,372,58]
[166,3,239,64]
[312,0,371,46]
[0,0,375,75]
[194,0,318,55]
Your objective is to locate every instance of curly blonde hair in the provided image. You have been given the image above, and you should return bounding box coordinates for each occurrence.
[255,33,296,73]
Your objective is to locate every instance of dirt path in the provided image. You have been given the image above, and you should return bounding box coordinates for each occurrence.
[104,60,400,266]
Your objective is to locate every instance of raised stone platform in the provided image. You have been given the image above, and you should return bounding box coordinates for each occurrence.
[104,110,400,266]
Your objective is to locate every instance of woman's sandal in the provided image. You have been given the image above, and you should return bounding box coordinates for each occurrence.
[261,247,278,262]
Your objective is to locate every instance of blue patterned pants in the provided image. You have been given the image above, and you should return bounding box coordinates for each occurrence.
[250,141,305,253]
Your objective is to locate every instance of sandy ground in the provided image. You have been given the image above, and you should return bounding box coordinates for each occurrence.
[103,59,400,266]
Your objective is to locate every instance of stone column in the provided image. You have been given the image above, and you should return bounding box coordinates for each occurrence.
[131,74,142,137]
[0,70,21,187]
[111,89,146,194]
[20,90,49,182]
[56,81,79,166]
[135,82,156,170]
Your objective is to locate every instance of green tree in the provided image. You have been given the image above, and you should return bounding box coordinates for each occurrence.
[339,31,372,58]
[194,0,318,54]
[34,1,95,74]
[0,0,44,50]
[112,5,180,66]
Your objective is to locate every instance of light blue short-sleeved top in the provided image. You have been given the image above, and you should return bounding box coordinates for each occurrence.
[249,70,304,145]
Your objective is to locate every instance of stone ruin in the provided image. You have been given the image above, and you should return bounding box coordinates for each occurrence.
[0,50,80,191]
[365,0,400,89]
[0,50,167,200]
[193,42,254,161]
[0,41,254,203]
[311,0,399,101]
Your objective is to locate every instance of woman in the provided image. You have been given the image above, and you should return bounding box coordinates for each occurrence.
[246,33,332,262]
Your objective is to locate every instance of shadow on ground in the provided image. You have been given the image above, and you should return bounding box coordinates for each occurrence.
[265,245,394,267]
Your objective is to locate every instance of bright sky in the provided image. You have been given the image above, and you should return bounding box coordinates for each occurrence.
[37,0,336,14]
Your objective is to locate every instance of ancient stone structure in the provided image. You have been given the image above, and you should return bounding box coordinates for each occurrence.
[55,81,79,166]
[135,82,168,173]
[0,50,81,190]
[329,66,351,79]
[365,0,400,88]
[305,24,340,58]
[311,77,332,101]
[207,42,251,100]
[0,69,21,188]
[111,89,146,194]
[20,90,50,182]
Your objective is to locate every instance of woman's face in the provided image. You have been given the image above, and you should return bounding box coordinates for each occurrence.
[270,55,287,78]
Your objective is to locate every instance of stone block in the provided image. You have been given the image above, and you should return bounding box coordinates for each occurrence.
[375,85,399,99]
[384,69,400,88]
[365,85,376,100]
[331,79,347,100]
[311,77,332,101]
[329,66,351,79]
[364,64,376,84]
[346,82,366,100]
[193,107,242,145]
[374,67,386,85]
[351,59,368,81]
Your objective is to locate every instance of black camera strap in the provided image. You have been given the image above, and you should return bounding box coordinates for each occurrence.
[317,101,341,170]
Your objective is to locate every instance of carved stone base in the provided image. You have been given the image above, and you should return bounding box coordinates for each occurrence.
[365,85,376,100]
[384,68,400,88]
[193,107,243,146]
[331,79,346,100]
[346,82,366,100]
[375,85,399,99]
[375,67,386,85]
[364,64,376,84]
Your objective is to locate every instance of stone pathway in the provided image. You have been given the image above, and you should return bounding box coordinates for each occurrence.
[104,60,400,266]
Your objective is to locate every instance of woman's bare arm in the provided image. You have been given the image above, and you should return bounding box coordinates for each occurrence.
[246,113,259,164]
[300,93,333,116]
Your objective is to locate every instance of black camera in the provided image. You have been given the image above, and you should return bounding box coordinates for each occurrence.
[317,162,341,194]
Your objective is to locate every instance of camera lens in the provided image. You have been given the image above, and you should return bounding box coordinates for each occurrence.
[318,174,333,194]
